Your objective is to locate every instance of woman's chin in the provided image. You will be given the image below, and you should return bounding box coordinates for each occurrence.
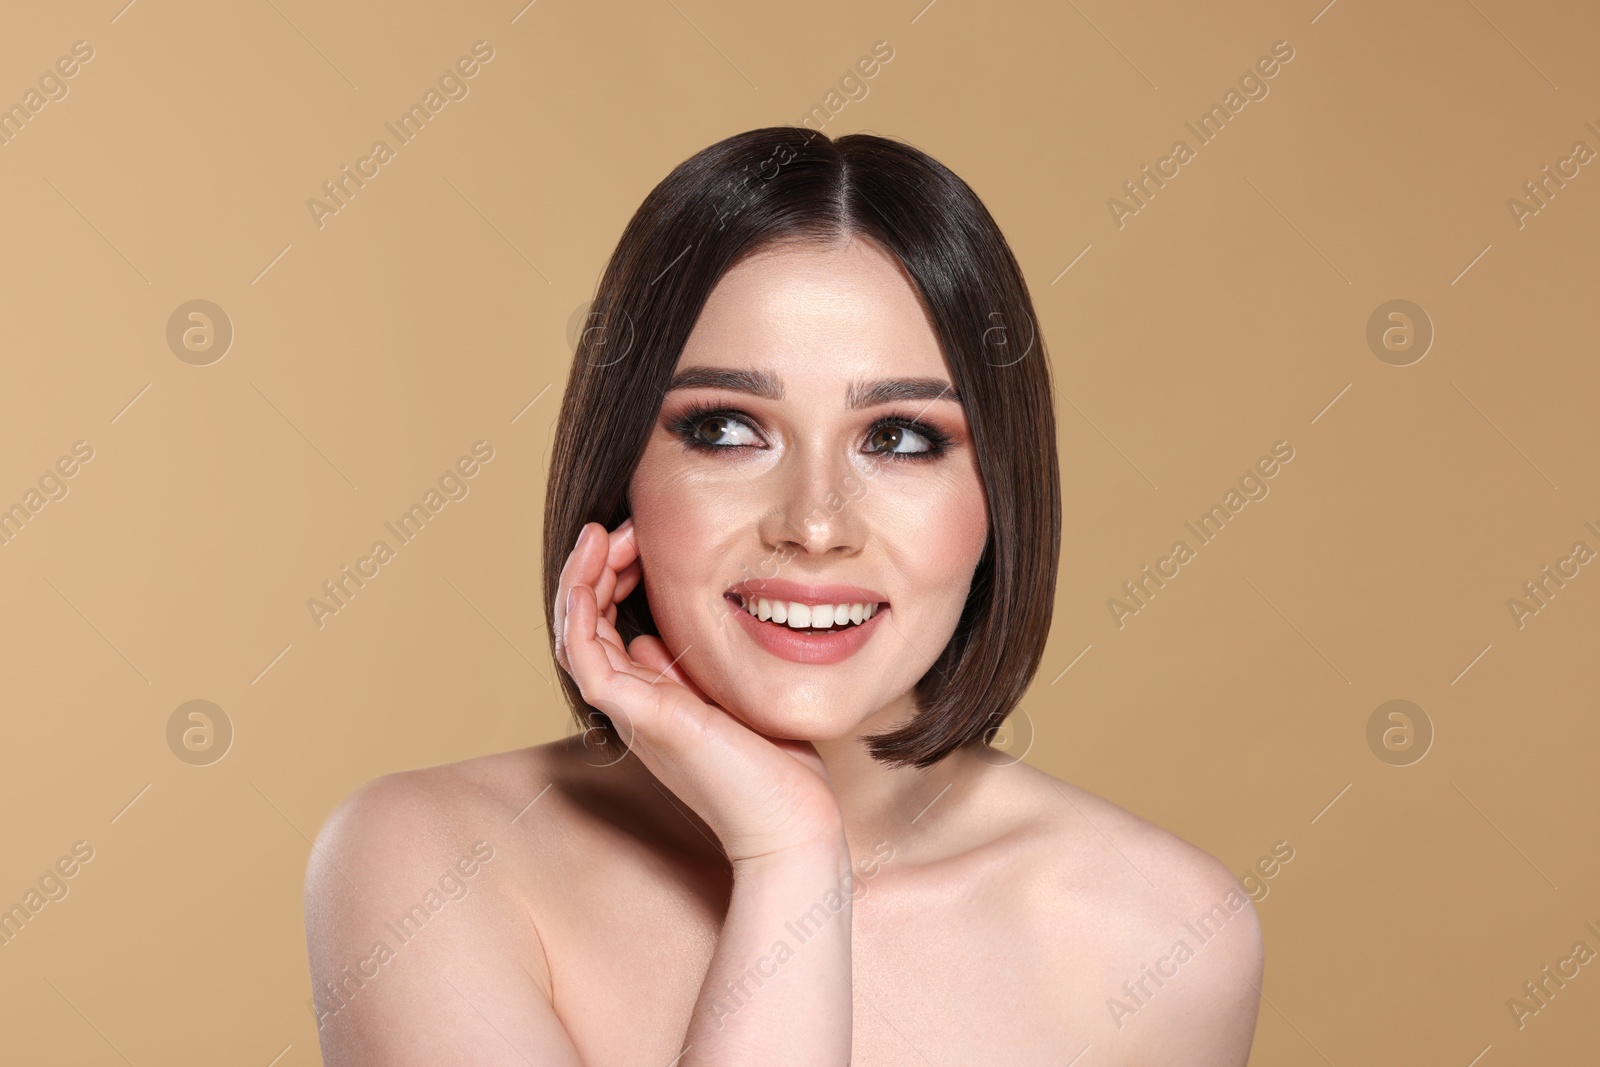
[713,700,867,745]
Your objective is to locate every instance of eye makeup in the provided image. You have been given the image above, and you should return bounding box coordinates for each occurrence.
[665,400,955,461]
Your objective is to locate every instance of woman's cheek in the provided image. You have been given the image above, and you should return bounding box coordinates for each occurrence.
[944,461,991,561]
[630,457,709,550]
[903,465,989,558]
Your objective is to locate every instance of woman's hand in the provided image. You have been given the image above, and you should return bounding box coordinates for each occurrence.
[555,519,855,1061]
[553,519,847,865]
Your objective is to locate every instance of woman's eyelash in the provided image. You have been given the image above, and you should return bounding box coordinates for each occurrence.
[666,402,953,460]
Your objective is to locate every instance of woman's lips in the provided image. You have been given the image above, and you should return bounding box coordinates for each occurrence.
[725,593,889,665]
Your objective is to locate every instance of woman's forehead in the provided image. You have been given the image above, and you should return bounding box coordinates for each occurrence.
[682,242,946,380]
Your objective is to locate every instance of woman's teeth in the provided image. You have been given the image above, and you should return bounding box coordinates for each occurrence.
[737,595,879,630]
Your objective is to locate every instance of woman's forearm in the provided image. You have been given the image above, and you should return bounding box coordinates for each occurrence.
[682,837,855,1062]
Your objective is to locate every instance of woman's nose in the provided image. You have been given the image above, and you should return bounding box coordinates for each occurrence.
[756,440,866,557]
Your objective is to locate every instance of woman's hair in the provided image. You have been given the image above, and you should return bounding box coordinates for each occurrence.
[543,126,1060,769]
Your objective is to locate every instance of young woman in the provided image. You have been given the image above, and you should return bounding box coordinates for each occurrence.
[305,127,1263,1065]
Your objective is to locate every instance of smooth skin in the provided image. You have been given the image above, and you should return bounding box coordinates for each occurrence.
[305,236,1264,1065]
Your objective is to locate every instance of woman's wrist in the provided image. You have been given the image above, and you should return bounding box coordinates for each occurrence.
[731,830,852,884]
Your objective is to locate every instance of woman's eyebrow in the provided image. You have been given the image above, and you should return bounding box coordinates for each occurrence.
[848,377,962,409]
[665,366,783,399]
[664,367,962,408]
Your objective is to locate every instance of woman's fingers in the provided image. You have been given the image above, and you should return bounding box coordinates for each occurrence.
[599,558,642,632]
[593,614,638,673]
[554,522,601,671]
[566,593,720,784]
[567,519,640,641]
[592,548,620,611]
[629,637,823,780]
[568,583,685,712]
[556,520,631,664]
[606,518,638,574]
[610,559,642,615]
[596,521,640,618]
[563,583,641,728]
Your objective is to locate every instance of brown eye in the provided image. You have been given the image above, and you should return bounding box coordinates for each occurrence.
[695,415,733,446]
[868,426,900,452]
[672,409,761,450]
[867,423,934,456]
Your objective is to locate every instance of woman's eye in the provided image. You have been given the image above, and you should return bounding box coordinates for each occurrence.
[674,409,947,459]
[867,423,934,455]
[690,413,760,448]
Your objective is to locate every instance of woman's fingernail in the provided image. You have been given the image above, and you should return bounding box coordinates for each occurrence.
[574,525,587,550]
[567,587,577,615]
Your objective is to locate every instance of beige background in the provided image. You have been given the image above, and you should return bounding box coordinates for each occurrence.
[2,0,1597,1062]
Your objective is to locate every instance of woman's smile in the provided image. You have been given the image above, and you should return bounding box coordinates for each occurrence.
[725,576,888,630]
[720,576,893,665]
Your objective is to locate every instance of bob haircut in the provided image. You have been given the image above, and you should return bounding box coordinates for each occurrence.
[543,126,1060,769]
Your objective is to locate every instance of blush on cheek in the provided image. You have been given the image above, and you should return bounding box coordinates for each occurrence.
[628,453,729,549]
[927,478,989,574]
[955,503,989,563]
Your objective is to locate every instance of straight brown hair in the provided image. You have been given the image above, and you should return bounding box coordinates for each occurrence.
[543,126,1059,769]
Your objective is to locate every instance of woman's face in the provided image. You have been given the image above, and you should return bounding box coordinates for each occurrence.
[627,236,990,742]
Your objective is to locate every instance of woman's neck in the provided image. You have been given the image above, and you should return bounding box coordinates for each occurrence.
[812,706,992,864]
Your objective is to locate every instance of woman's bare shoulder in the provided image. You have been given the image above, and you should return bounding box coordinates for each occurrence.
[302,742,562,933]
[1003,765,1246,900]
[301,740,616,1064]
[983,760,1264,1060]
[306,738,626,872]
